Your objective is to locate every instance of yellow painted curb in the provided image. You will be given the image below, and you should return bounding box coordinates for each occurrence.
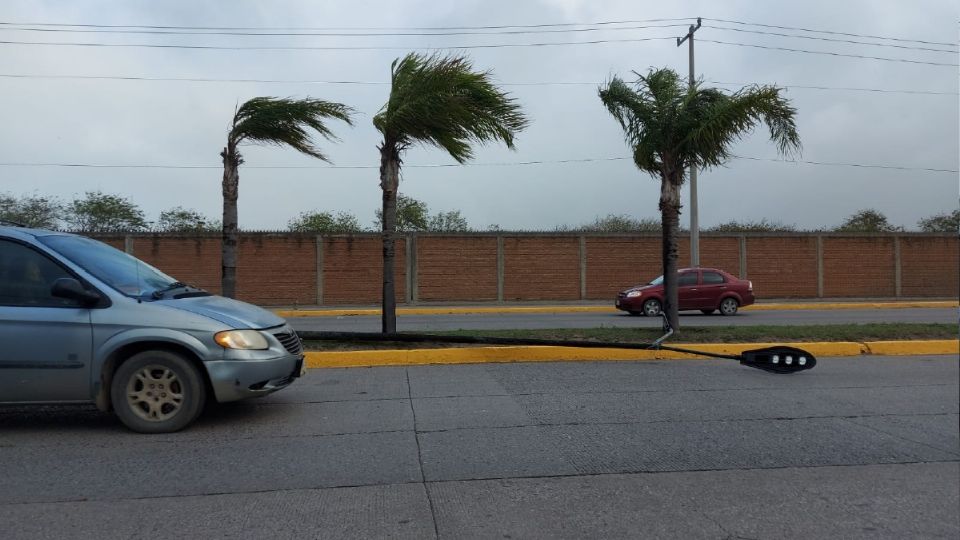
[278,301,956,318]
[744,301,957,311]
[303,341,876,369]
[864,340,959,356]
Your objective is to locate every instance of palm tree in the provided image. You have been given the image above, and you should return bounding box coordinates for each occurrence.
[220,97,353,298]
[599,68,800,330]
[373,53,528,332]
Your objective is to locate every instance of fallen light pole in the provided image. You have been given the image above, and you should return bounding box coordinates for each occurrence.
[296,315,816,374]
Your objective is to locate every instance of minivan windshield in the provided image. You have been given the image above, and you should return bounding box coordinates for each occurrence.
[38,234,179,298]
[648,275,663,286]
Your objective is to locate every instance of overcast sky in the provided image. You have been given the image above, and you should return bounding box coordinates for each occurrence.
[0,0,957,231]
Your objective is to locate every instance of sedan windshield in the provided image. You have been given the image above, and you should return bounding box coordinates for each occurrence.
[38,234,179,298]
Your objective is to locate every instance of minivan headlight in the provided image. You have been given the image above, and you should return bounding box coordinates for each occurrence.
[626,290,642,298]
[215,330,269,350]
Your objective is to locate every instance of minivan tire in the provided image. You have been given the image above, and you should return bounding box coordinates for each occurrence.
[110,350,206,433]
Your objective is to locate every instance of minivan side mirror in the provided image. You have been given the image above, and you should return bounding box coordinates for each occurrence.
[51,278,101,306]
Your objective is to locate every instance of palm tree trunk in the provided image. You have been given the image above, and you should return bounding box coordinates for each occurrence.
[659,174,682,330]
[220,143,240,299]
[379,144,400,333]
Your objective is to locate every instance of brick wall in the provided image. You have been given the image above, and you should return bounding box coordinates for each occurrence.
[321,236,406,305]
[237,236,317,305]
[417,236,498,301]
[133,236,221,294]
[585,237,660,299]
[108,232,957,305]
[900,237,960,297]
[823,237,895,297]
[503,237,580,301]
[745,237,818,298]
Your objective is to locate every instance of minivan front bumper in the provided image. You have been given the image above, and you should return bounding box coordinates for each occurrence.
[205,353,304,402]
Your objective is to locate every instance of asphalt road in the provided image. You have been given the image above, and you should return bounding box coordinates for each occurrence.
[1,355,957,539]
[289,307,957,332]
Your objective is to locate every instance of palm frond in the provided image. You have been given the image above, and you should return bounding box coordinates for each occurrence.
[598,67,801,180]
[230,97,355,162]
[680,85,801,168]
[373,53,529,163]
[598,76,663,176]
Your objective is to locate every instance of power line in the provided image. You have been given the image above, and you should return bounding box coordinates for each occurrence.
[706,80,958,96]
[706,24,958,54]
[0,18,695,32]
[3,35,954,66]
[6,20,950,55]
[706,17,958,47]
[0,36,678,51]
[0,22,691,38]
[2,15,952,48]
[732,155,958,174]
[0,156,955,173]
[2,72,955,96]
[700,39,959,67]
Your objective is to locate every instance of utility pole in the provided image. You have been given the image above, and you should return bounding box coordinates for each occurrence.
[677,17,702,267]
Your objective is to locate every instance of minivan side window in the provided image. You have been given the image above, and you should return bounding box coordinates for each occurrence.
[678,272,699,286]
[703,272,726,285]
[0,239,81,307]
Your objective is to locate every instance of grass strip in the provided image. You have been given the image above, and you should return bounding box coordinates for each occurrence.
[303,323,957,351]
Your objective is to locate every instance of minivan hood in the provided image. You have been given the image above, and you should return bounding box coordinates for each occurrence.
[156,295,285,329]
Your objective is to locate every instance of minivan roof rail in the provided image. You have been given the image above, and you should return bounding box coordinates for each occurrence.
[0,219,27,227]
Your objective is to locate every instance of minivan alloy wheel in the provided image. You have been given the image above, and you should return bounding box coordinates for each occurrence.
[642,298,662,317]
[126,366,184,422]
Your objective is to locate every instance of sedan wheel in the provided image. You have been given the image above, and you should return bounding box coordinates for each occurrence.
[642,298,662,317]
[111,350,205,433]
[719,297,739,316]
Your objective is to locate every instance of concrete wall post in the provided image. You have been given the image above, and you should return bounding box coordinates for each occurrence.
[315,236,324,306]
[579,235,587,300]
[816,235,824,298]
[894,235,902,297]
[497,236,505,303]
[739,235,747,279]
[407,234,418,304]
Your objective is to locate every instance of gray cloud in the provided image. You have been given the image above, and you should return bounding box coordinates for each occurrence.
[0,0,956,230]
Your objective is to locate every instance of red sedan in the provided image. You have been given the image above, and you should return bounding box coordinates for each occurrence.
[615,267,754,316]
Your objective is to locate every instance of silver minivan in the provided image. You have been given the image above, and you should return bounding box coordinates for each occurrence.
[0,226,304,433]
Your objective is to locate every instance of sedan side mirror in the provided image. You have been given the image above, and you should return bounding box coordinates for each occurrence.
[51,278,101,306]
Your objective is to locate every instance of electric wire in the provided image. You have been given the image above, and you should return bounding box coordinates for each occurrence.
[705,24,957,54]
[0,36,678,50]
[0,156,954,173]
[0,22,692,37]
[1,73,954,96]
[0,18,695,31]
[699,39,959,66]
[705,17,958,47]
[1,20,950,55]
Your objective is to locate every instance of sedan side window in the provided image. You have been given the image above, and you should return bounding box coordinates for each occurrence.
[703,272,726,285]
[0,240,80,307]
[678,272,699,287]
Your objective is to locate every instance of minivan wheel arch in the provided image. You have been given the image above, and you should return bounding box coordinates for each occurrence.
[95,342,213,412]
